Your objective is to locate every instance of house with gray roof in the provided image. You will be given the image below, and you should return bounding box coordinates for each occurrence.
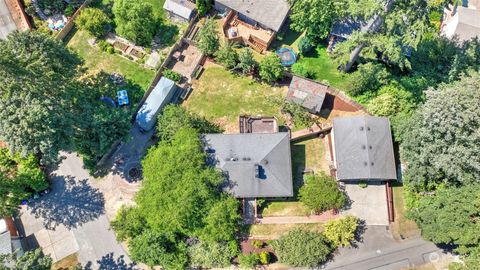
[214,0,290,32]
[331,116,396,181]
[202,132,293,198]
[442,5,480,43]
[286,75,328,114]
[163,0,196,23]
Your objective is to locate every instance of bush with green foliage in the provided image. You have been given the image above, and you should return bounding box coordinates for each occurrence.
[156,105,221,142]
[215,42,239,70]
[291,63,315,79]
[112,0,158,45]
[358,181,368,188]
[251,240,263,249]
[198,18,219,56]
[237,48,257,75]
[259,251,270,265]
[400,72,480,190]
[323,216,359,248]
[64,4,76,17]
[162,69,182,82]
[348,62,391,96]
[196,0,212,16]
[0,148,48,216]
[299,173,346,214]
[0,248,52,270]
[281,102,315,128]
[188,241,238,268]
[76,7,111,38]
[272,229,334,267]
[259,53,284,82]
[238,253,260,269]
[298,36,314,55]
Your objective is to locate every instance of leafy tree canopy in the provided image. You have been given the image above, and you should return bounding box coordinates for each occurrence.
[236,48,257,75]
[272,229,334,267]
[259,54,284,82]
[196,0,212,16]
[76,7,111,38]
[400,72,480,190]
[112,0,158,45]
[0,249,52,270]
[198,18,220,56]
[0,31,81,164]
[215,42,239,70]
[188,241,237,269]
[299,173,346,214]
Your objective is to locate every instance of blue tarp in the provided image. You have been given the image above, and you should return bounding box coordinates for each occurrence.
[117,90,129,106]
[136,77,177,132]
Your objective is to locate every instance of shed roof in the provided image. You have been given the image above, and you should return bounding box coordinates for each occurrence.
[286,76,327,114]
[216,0,290,32]
[202,132,293,198]
[163,0,195,20]
[330,18,372,39]
[332,116,396,181]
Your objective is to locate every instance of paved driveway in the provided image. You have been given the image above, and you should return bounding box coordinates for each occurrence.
[342,181,389,226]
[20,152,136,269]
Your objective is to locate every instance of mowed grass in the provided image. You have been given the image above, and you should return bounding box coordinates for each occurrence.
[292,46,351,91]
[261,138,329,217]
[67,29,155,91]
[185,66,287,132]
[391,184,420,240]
[249,223,324,239]
[143,0,167,18]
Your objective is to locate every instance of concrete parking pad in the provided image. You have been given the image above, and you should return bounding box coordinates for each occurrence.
[342,182,389,226]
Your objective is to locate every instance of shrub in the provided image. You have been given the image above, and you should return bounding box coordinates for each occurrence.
[259,53,284,82]
[348,62,391,96]
[106,46,115,54]
[215,42,239,70]
[251,240,263,249]
[196,0,212,16]
[237,48,258,75]
[272,229,334,267]
[358,181,368,188]
[323,215,359,248]
[298,36,314,55]
[299,173,346,214]
[291,63,315,79]
[238,253,260,269]
[259,251,270,265]
[76,7,111,38]
[162,69,182,82]
[198,17,219,56]
[188,241,237,269]
[64,5,76,17]
[281,102,315,128]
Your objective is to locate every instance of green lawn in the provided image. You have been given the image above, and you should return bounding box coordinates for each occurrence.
[67,29,155,91]
[292,46,352,91]
[185,65,287,132]
[249,223,323,239]
[143,0,167,18]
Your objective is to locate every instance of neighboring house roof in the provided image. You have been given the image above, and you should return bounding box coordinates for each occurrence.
[442,6,480,43]
[332,116,396,181]
[136,77,177,131]
[0,0,30,40]
[286,76,327,114]
[0,220,12,256]
[163,0,195,20]
[215,0,290,32]
[330,18,372,39]
[202,132,293,198]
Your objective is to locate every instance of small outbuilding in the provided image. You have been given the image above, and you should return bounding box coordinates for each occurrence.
[286,75,328,114]
[331,116,396,181]
[442,5,480,43]
[163,0,196,22]
[202,132,293,198]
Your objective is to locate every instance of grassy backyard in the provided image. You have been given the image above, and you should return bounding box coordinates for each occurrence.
[260,138,330,217]
[249,223,324,239]
[67,29,155,91]
[185,65,288,132]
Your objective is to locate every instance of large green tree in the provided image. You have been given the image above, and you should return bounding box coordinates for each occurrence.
[259,54,284,82]
[112,0,158,45]
[198,18,219,56]
[112,126,240,269]
[408,184,480,255]
[76,7,111,38]
[215,42,239,70]
[400,72,480,190]
[272,229,334,267]
[299,173,346,214]
[323,215,359,248]
[0,31,80,164]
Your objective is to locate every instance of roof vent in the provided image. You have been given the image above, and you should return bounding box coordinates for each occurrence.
[369,145,372,149]
[371,162,374,166]
[362,145,366,150]
[360,126,364,131]
[242,157,251,161]
[229,157,238,162]
[364,162,368,166]
[367,127,371,131]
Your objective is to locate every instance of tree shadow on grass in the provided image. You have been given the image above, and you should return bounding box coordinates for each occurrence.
[26,175,105,230]
[84,253,137,270]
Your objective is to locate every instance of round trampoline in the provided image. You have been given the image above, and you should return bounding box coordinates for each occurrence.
[276,47,297,67]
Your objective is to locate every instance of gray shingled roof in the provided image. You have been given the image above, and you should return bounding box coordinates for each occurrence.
[286,76,327,114]
[215,0,290,32]
[163,0,195,20]
[330,18,372,39]
[0,232,12,255]
[332,116,396,181]
[202,132,293,198]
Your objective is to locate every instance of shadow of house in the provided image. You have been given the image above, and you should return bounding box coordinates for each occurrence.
[26,176,105,230]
